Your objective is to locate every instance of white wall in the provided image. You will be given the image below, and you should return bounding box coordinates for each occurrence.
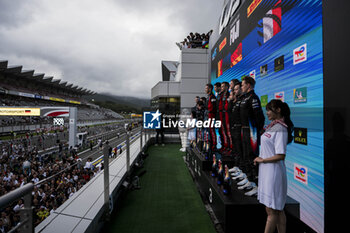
[179,48,209,109]
[151,81,180,99]
[151,48,209,111]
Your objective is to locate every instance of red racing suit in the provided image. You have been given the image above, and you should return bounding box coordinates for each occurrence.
[207,92,217,149]
[218,91,232,149]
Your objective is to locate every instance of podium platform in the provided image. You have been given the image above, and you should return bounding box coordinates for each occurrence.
[186,147,300,233]
[186,146,237,173]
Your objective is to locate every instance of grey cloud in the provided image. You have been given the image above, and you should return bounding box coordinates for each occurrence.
[0,0,223,98]
[113,0,221,38]
[0,0,35,29]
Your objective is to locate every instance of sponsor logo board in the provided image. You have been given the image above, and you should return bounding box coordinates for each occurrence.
[260,64,268,76]
[294,127,307,145]
[249,70,256,79]
[0,108,41,116]
[294,163,308,185]
[260,95,268,107]
[274,91,284,102]
[293,87,307,103]
[274,55,284,72]
[293,43,307,65]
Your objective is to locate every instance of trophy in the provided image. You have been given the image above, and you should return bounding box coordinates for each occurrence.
[192,139,196,148]
[201,130,205,152]
[217,160,224,186]
[204,135,210,160]
[223,164,231,195]
[211,154,217,177]
[197,129,202,152]
[204,141,209,160]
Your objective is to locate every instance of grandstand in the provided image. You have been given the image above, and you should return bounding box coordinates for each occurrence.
[0,60,124,131]
[0,60,143,232]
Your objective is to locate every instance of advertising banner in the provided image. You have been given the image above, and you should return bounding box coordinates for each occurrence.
[211,0,324,232]
[0,108,41,116]
[49,97,66,102]
[40,107,70,117]
[18,92,35,98]
[68,100,81,105]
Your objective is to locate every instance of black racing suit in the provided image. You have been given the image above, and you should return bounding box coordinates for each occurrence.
[195,107,205,150]
[240,90,265,183]
[229,95,243,166]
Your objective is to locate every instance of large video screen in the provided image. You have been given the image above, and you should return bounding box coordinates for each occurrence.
[211,0,323,232]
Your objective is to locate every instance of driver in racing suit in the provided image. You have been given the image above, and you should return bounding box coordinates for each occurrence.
[240,76,265,186]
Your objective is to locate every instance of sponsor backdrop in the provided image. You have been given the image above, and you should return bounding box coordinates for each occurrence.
[211,0,323,232]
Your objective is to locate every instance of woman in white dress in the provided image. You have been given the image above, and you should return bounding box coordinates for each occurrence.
[187,111,197,145]
[254,99,294,233]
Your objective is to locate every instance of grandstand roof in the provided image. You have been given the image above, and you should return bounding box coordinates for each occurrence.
[5,65,22,74]
[19,70,35,77]
[51,79,61,85]
[66,83,73,88]
[60,81,67,87]
[0,60,94,96]
[33,73,45,80]
[43,76,54,83]
[0,61,8,70]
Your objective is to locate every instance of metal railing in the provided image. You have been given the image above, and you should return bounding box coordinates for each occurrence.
[0,183,34,233]
[0,128,149,233]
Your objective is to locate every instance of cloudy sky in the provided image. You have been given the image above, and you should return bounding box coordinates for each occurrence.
[0,0,223,98]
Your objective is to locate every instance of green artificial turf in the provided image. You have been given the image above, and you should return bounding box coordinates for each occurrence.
[104,144,216,233]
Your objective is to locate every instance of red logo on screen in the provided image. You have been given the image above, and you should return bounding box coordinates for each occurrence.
[247,0,262,17]
[218,60,223,77]
[294,163,308,185]
[295,47,305,57]
[293,44,307,65]
[230,42,242,67]
[219,37,227,51]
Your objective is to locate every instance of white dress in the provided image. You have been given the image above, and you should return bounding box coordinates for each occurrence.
[187,119,196,141]
[257,122,288,211]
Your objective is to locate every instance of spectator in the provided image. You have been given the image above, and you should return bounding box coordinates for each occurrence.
[76,158,82,169]
[0,218,8,233]
[183,39,189,48]
[31,174,39,184]
[13,200,23,212]
[202,35,209,48]
[90,140,93,151]
[98,139,103,150]
[0,119,127,231]
[207,29,213,38]
[176,30,212,50]
[191,96,200,118]
[23,160,31,175]
[84,158,93,170]
[37,206,49,222]
[112,147,117,158]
